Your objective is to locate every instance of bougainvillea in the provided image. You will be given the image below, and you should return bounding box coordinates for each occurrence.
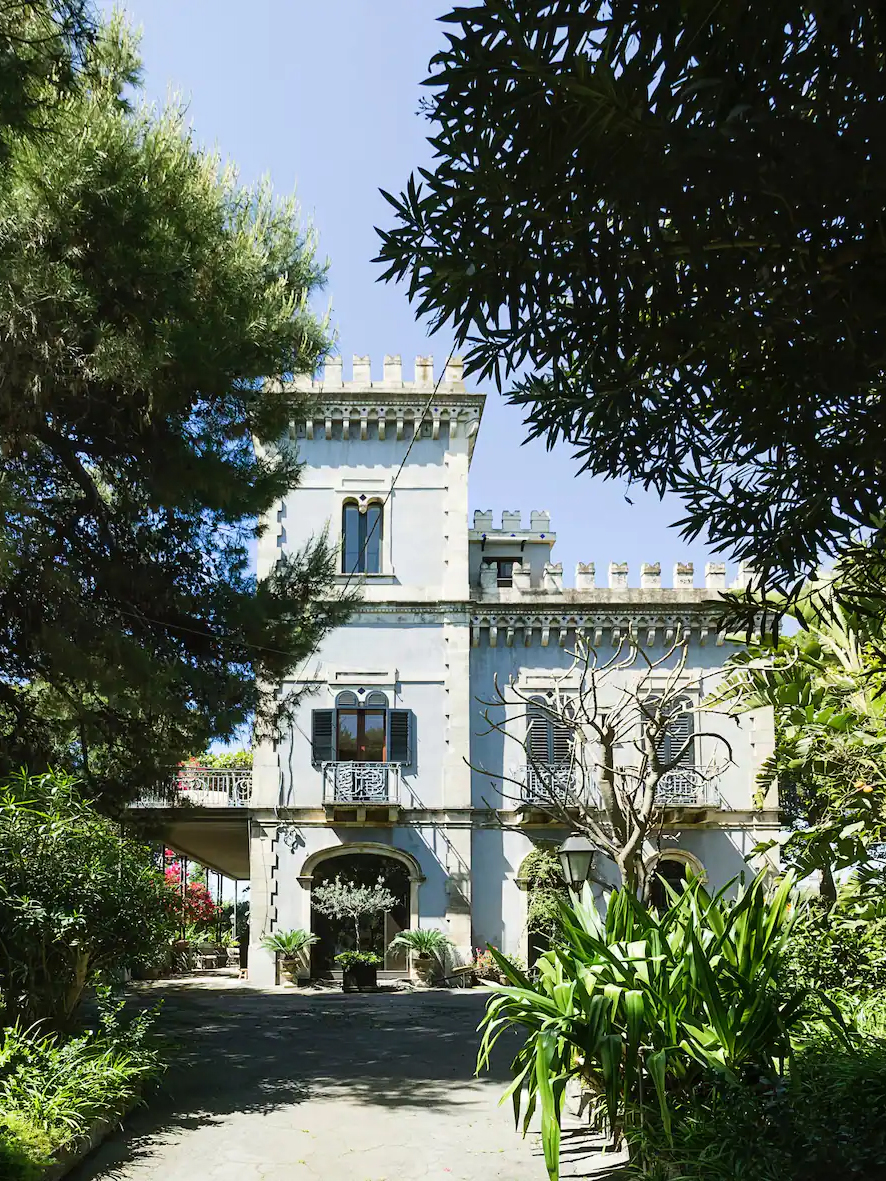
[164,861,219,927]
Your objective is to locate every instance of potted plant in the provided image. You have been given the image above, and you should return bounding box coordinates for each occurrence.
[311,874,398,993]
[388,928,452,987]
[335,950,382,992]
[261,928,319,984]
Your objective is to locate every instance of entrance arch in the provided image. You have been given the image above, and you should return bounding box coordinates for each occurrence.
[298,843,424,975]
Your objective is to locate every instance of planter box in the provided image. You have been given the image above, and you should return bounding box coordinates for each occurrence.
[342,962,378,992]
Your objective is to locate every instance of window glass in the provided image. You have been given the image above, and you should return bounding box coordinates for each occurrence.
[362,711,387,761]
[336,709,387,762]
[365,504,382,573]
[342,503,361,574]
[496,559,514,587]
[337,711,359,760]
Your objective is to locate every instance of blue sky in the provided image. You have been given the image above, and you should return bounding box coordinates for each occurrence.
[102,0,728,586]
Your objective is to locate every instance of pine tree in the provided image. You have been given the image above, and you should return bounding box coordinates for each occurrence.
[0,14,353,803]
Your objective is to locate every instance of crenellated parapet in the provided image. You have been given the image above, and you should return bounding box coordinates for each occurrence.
[281,354,485,456]
[476,558,749,596]
[471,509,553,537]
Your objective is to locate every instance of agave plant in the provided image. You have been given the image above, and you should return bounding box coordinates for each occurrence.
[388,927,452,961]
[477,873,844,1181]
[260,929,318,960]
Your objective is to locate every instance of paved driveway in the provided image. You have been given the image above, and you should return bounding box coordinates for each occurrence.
[69,977,544,1181]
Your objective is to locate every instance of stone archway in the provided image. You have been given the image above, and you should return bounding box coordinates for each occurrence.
[645,849,706,910]
[298,843,424,976]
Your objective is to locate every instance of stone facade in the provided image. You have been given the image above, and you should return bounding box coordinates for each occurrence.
[246,356,779,985]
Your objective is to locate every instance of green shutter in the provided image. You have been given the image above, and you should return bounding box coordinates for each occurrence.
[389,709,412,764]
[311,709,335,764]
[527,700,552,764]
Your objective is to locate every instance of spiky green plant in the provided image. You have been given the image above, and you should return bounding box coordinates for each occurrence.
[477,873,843,1181]
[260,929,319,959]
[387,928,452,960]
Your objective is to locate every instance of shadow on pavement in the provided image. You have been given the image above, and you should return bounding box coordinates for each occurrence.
[67,980,523,1180]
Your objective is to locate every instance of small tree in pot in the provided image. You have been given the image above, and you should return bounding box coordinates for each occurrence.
[312,875,397,991]
[388,928,452,987]
[260,929,318,984]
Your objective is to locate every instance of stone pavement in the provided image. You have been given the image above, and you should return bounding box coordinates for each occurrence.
[67,975,546,1181]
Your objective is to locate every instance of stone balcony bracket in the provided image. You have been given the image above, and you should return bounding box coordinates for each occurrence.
[469,613,724,649]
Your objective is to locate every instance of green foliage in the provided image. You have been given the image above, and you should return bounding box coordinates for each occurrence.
[260,929,318,959]
[0,1,96,162]
[718,572,886,889]
[334,951,381,969]
[387,928,452,960]
[0,771,177,1026]
[0,990,163,1180]
[377,2,886,583]
[627,1036,886,1181]
[0,12,354,802]
[311,876,398,951]
[782,875,886,998]
[188,751,253,769]
[523,845,567,941]
[478,874,829,1181]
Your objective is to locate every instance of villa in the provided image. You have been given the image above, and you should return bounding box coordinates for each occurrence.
[143,355,780,985]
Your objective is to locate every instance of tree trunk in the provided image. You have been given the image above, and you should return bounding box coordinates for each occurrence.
[820,862,837,904]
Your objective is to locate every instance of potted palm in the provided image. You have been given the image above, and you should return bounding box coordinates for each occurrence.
[261,928,318,984]
[388,928,452,987]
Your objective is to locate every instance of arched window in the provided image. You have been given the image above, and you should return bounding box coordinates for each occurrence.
[527,697,573,765]
[312,692,412,765]
[342,500,383,575]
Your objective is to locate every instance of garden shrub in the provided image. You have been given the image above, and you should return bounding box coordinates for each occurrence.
[0,771,178,1026]
[0,989,164,1181]
[626,1036,886,1181]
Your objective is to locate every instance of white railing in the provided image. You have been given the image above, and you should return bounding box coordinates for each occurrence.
[130,767,253,809]
[322,762,400,805]
[655,768,720,808]
[520,764,584,808]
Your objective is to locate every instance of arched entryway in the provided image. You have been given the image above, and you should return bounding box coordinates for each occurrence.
[646,850,706,910]
[299,844,424,977]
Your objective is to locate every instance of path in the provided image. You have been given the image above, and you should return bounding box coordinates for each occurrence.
[68,975,545,1181]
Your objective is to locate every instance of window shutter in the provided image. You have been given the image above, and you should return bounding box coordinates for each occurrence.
[551,719,573,766]
[389,709,412,764]
[311,709,335,764]
[527,701,552,764]
[655,698,694,768]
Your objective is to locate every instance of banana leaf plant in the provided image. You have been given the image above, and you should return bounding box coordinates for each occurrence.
[477,873,845,1181]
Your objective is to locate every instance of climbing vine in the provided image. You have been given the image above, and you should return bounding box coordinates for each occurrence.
[523,845,568,940]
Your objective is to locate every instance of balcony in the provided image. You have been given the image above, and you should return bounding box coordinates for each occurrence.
[126,767,252,880]
[130,767,253,810]
[322,762,401,823]
[655,768,720,811]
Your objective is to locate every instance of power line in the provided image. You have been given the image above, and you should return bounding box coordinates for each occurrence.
[95,346,460,677]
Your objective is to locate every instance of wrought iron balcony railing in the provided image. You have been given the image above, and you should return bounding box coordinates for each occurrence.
[322,762,400,806]
[519,763,598,809]
[655,768,720,808]
[129,767,252,809]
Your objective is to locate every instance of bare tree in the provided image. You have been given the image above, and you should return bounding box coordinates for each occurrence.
[474,637,733,898]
